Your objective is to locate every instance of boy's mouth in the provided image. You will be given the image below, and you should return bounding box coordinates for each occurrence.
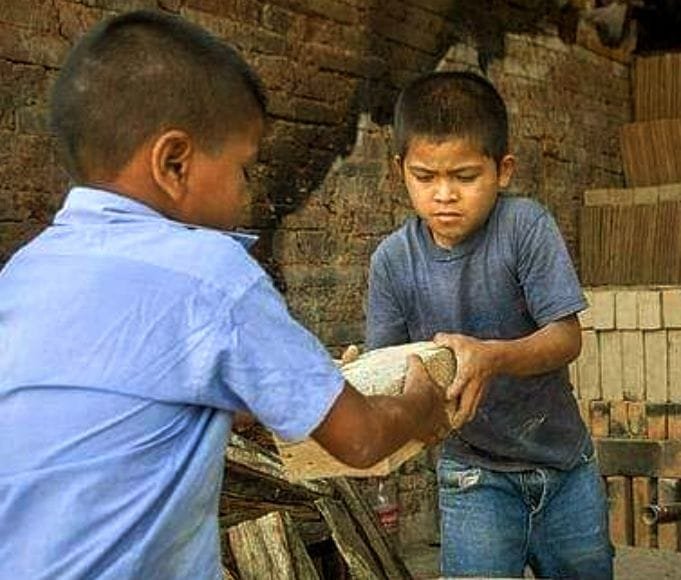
[433,211,464,221]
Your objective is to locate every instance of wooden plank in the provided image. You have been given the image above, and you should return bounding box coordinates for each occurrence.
[657,479,681,551]
[633,477,656,548]
[607,476,634,546]
[227,435,333,497]
[275,342,456,480]
[315,498,385,579]
[332,478,411,580]
[228,511,321,580]
[595,438,681,477]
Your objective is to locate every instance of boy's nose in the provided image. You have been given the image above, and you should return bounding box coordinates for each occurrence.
[433,180,459,203]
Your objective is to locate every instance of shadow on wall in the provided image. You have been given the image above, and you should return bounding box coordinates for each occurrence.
[249,0,582,289]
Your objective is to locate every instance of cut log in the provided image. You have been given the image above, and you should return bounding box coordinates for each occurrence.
[275,341,456,480]
[228,511,320,580]
[315,498,385,579]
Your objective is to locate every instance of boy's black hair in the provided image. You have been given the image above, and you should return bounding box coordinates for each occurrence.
[393,71,508,164]
[50,10,266,183]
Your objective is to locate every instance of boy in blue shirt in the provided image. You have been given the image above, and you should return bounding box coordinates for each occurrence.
[366,71,613,578]
[0,11,452,579]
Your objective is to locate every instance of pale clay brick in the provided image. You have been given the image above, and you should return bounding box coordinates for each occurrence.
[621,331,645,401]
[583,189,609,206]
[644,331,668,403]
[615,290,638,329]
[592,290,615,330]
[662,289,681,328]
[600,331,623,401]
[579,289,594,329]
[637,290,662,330]
[668,331,681,403]
[632,186,659,205]
[577,330,601,400]
[568,361,580,397]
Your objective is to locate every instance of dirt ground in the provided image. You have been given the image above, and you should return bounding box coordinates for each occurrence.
[402,543,681,579]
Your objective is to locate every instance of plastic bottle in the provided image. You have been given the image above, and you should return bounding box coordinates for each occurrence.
[373,477,400,544]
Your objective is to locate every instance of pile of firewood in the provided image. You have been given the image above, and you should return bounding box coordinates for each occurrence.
[220,435,412,579]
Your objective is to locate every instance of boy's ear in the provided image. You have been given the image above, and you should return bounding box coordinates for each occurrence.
[150,130,193,202]
[497,154,516,189]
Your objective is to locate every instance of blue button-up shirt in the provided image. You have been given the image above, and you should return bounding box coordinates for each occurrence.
[0,187,344,579]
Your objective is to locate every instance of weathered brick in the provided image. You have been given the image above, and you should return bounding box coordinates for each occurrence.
[668,331,681,403]
[637,290,662,330]
[600,331,623,400]
[578,330,601,400]
[662,289,681,328]
[621,331,645,401]
[615,290,637,329]
[644,331,668,403]
[592,290,615,330]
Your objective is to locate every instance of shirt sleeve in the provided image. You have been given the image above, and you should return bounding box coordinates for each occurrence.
[216,277,345,442]
[365,249,409,350]
[516,210,587,327]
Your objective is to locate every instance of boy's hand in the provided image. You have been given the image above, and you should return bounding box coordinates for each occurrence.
[402,354,453,445]
[433,333,497,430]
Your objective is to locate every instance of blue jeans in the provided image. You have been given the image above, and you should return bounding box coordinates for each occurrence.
[438,452,613,579]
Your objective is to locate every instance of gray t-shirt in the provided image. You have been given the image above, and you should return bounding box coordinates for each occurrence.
[366,196,590,471]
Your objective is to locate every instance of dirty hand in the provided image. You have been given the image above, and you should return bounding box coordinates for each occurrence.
[434,332,497,430]
[402,354,453,446]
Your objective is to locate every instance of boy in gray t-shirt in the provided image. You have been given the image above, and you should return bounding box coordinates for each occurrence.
[366,72,613,578]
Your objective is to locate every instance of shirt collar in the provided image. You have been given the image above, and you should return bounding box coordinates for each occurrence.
[418,212,490,262]
[54,186,259,249]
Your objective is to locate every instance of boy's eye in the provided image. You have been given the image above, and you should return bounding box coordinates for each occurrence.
[242,167,251,182]
[455,173,479,183]
[413,173,434,183]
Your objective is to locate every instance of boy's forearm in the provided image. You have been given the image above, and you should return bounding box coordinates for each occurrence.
[487,315,581,377]
[311,383,436,469]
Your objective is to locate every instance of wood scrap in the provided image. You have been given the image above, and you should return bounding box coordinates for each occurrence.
[228,511,320,580]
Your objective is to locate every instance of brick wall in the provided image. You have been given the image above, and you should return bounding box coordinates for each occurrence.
[1,0,630,352]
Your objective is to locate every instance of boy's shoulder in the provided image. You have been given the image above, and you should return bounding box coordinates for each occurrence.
[146,224,265,292]
[495,194,549,222]
[371,216,420,262]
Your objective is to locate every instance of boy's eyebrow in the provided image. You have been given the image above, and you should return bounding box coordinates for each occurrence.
[407,162,484,173]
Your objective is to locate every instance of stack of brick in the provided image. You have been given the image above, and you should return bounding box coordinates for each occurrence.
[571,287,681,549]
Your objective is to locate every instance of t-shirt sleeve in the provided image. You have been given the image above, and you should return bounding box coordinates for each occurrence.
[516,209,587,327]
[365,249,409,350]
[216,277,345,442]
